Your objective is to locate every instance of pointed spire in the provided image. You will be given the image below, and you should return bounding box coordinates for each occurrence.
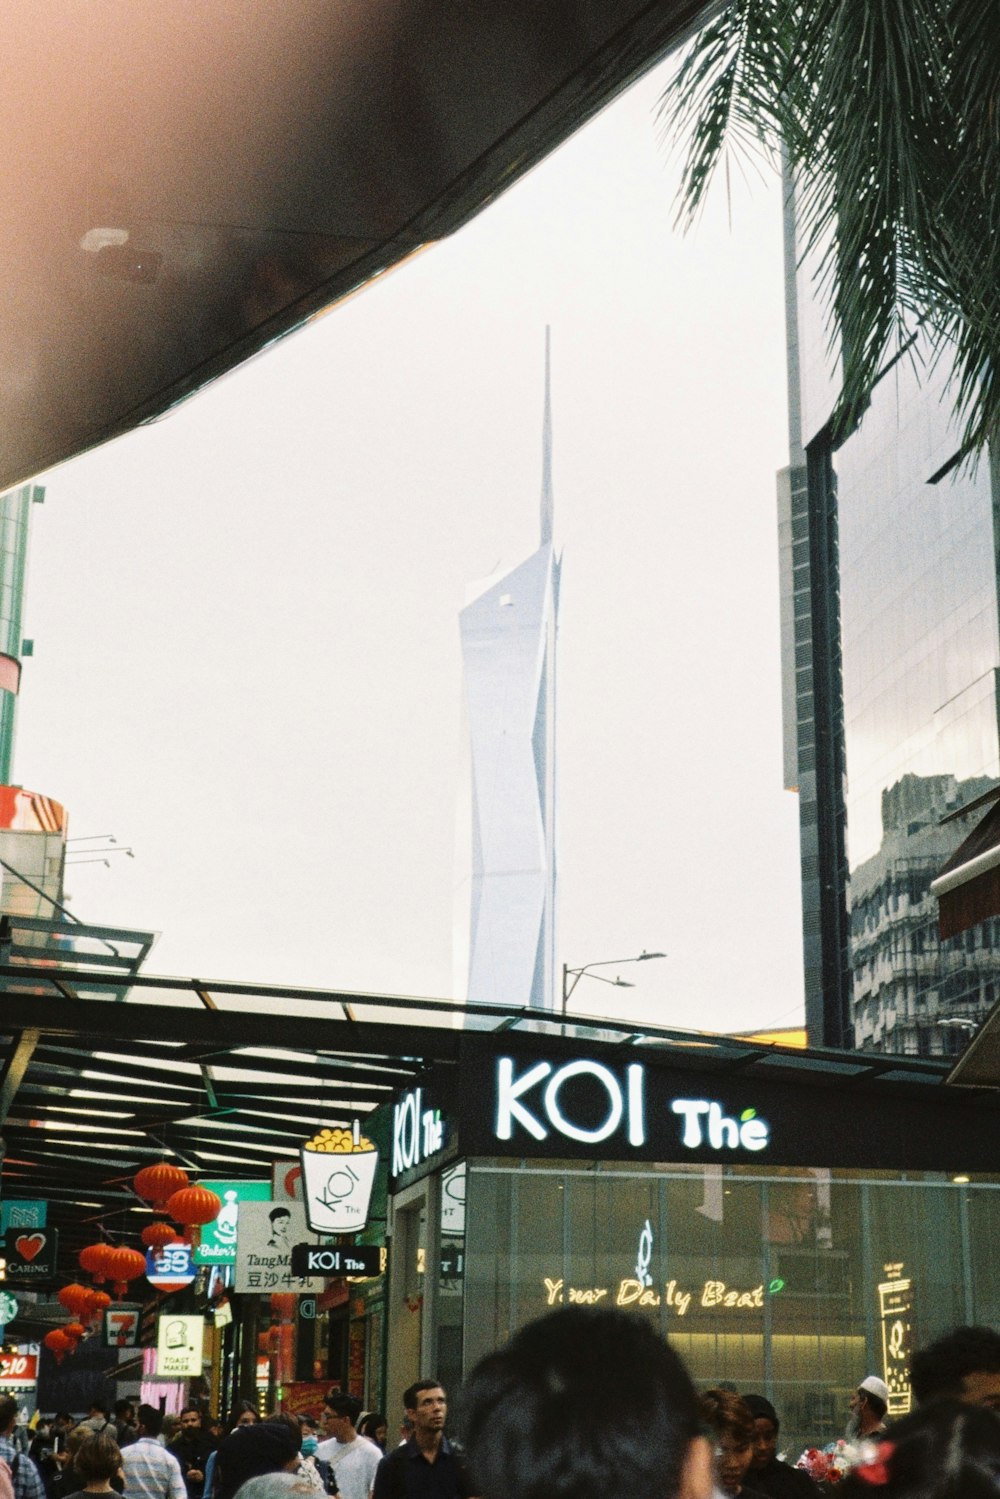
[540,325,553,546]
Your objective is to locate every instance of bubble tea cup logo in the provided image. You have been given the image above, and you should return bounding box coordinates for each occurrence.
[300,1121,379,1234]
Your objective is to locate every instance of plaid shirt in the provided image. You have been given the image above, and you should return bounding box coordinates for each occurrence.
[0,1437,44,1499]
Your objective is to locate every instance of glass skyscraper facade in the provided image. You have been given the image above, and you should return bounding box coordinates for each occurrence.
[780,178,1000,1054]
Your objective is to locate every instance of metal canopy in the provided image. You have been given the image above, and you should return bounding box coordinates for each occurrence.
[0,954,975,1274]
[1,0,715,495]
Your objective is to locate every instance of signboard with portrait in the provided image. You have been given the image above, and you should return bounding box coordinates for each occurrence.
[234,1200,324,1293]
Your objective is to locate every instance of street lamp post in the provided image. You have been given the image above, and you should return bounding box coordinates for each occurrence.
[561,951,666,1016]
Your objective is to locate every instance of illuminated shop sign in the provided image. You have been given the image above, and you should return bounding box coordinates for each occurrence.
[391,1085,449,1182]
[878,1261,914,1416]
[494,1057,770,1155]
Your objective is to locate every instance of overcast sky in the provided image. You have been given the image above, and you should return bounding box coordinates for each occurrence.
[15,56,804,1036]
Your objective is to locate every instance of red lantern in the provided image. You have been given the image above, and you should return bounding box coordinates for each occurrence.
[104,1245,147,1298]
[63,1321,86,1344]
[270,1292,296,1324]
[43,1328,71,1365]
[165,1184,221,1243]
[141,1222,181,1250]
[85,1290,111,1325]
[58,1283,93,1319]
[134,1162,189,1210]
[79,1243,114,1283]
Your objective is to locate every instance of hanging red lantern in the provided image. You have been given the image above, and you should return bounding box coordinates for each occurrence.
[79,1243,114,1283]
[43,1328,71,1365]
[269,1292,296,1324]
[58,1283,93,1319]
[165,1184,221,1243]
[134,1162,189,1210]
[104,1245,147,1298]
[85,1290,111,1325]
[63,1321,86,1344]
[141,1221,181,1250]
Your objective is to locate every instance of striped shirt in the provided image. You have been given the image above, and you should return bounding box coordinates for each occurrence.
[122,1438,187,1499]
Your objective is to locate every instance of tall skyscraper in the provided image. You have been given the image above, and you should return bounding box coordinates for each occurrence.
[779,176,1000,1055]
[459,331,560,1009]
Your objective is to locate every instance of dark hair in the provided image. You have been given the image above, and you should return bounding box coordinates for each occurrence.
[0,1398,18,1432]
[75,1432,122,1483]
[700,1390,755,1447]
[89,1402,110,1418]
[742,1395,778,1434]
[359,1413,386,1444]
[138,1405,163,1438]
[324,1395,362,1425]
[404,1380,443,1413]
[216,1422,301,1499]
[458,1306,700,1499]
[838,1399,1000,1499]
[912,1327,1000,1405]
[268,1207,291,1223]
[114,1401,134,1419]
[226,1403,259,1429]
[181,1406,201,1420]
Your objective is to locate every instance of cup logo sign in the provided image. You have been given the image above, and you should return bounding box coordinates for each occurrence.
[300,1122,379,1235]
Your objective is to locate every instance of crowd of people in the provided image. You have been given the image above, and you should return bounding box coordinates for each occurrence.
[11,1318,1000,1499]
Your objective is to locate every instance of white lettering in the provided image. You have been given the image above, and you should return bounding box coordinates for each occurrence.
[496,1058,551,1141]
[544,1060,623,1144]
[627,1064,646,1145]
[740,1117,769,1151]
[671,1099,710,1146]
[707,1102,739,1149]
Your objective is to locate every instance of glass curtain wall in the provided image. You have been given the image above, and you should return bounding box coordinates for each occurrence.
[463,1162,1000,1457]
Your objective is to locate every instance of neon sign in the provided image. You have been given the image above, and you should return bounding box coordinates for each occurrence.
[671,1099,770,1152]
[542,1275,777,1314]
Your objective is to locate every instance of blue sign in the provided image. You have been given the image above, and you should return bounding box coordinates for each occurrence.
[0,1201,45,1236]
[145,1243,195,1287]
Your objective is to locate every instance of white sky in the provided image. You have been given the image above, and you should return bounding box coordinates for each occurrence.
[15,57,804,1036]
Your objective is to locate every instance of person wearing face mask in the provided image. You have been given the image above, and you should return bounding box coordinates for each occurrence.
[698,1391,768,1499]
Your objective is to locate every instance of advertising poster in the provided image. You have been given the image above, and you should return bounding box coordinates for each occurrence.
[157,1315,204,1378]
[235,1200,324,1293]
[104,1307,140,1347]
[3,1228,57,1281]
[195,1180,270,1265]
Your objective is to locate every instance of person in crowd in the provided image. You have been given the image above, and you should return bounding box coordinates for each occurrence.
[741,1397,817,1499]
[0,1398,46,1499]
[847,1378,889,1441]
[121,1407,186,1499]
[80,1415,112,1441]
[58,1433,122,1499]
[114,1409,137,1453]
[911,1325,1000,1410]
[699,1391,767,1499]
[169,1410,215,1499]
[317,1397,379,1499]
[226,1414,258,1435]
[835,1398,1000,1499]
[296,1425,327,1496]
[372,1383,471,1499]
[228,1478,313,1499]
[262,1419,322,1498]
[51,1428,92,1499]
[355,1420,385,1456]
[213,1424,301,1499]
[458,1306,712,1499]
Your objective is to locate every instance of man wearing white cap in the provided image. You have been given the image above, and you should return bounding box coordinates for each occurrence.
[848,1377,889,1440]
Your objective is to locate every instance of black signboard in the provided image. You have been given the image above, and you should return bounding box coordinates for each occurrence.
[3,1227,57,1281]
[455,1036,1000,1174]
[290,1244,386,1278]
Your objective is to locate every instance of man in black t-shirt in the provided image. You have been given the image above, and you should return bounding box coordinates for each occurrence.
[372,1383,472,1499]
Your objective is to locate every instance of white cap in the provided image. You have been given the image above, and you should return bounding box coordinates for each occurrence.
[859,1375,889,1404]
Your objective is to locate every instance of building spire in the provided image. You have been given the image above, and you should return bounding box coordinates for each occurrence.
[540,325,553,546]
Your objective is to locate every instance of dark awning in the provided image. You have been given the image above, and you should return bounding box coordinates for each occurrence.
[0,0,715,495]
[931,791,1000,939]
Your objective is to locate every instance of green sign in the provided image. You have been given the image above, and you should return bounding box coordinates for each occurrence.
[0,1293,19,1326]
[194,1180,269,1265]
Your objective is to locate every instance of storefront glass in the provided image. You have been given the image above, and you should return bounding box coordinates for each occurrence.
[462,1162,1000,1457]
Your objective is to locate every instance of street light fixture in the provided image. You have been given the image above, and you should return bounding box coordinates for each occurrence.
[561,951,666,1016]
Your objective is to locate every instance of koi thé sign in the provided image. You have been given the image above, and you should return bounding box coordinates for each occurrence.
[491,1057,771,1156]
